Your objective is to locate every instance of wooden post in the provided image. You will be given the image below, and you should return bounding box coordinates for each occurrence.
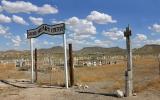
[49,57,52,86]
[124,25,133,97]
[35,48,38,82]
[69,44,74,86]
[157,54,160,76]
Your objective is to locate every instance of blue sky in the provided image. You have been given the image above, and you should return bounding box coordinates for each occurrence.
[0,0,160,50]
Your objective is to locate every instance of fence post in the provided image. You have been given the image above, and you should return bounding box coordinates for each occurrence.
[69,44,74,86]
[35,48,38,82]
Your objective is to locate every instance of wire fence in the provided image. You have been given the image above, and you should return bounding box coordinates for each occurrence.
[0,54,159,91]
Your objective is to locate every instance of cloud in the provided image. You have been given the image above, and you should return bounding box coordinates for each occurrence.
[42,40,54,45]
[86,11,117,24]
[53,16,116,49]
[24,33,27,39]
[94,39,112,47]
[66,16,97,46]
[1,0,37,13]
[0,25,22,47]
[11,35,22,46]
[67,38,112,50]
[134,34,147,41]
[0,25,9,35]
[37,4,58,14]
[43,41,49,45]
[68,33,92,41]
[90,36,96,40]
[12,15,28,25]
[146,39,160,45]
[132,34,160,47]
[66,17,96,36]
[0,6,3,12]
[0,14,11,23]
[1,0,58,15]
[29,16,43,26]
[51,19,64,24]
[67,38,89,50]
[103,28,124,40]
[0,25,14,39]
[0,25,24,47]
[148,23,160,33]
[68,38,88,45]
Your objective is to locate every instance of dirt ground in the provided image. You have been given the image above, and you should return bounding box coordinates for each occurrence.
[0,57,160,100]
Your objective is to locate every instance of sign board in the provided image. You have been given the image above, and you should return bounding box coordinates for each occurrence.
[27,23,65,39]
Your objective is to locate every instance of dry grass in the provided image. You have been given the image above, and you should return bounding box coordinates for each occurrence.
[0,63,29,80]
[0,57,159,93]
[134,77,160,93]
[75,63,126,83]
[37,69,65,86]
[0,63,16,71]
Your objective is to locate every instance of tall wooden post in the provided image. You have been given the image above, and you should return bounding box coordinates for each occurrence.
[35,48,38,82]
[158,54,160,76]
[49,57,52,86]
[69,44,74,86]
[124,25,133,97]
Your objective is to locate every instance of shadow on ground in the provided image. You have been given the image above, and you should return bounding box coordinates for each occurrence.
[76,91,117,97]
[0,79,64,89]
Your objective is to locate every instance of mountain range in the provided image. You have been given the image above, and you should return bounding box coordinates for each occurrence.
[0,44,160,60]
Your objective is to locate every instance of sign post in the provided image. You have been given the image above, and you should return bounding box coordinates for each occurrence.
[27,23,68,88]
[124,25,133,97]
[63,34,69,88]
[30,38,34,83]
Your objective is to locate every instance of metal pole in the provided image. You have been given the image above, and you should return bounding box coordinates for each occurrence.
[30,38,34,83]
[69,44,74,87]
[63,34,69,88]
[124,25,133,97]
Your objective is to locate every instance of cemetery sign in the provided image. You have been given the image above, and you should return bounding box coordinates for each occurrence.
[27,23,69,88]
[27,23,65,39]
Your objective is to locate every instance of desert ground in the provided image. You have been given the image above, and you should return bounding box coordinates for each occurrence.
[0,57,160,100]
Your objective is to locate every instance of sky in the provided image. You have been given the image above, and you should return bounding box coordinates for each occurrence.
[0,0,160,51]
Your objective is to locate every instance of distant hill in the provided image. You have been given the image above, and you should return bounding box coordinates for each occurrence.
[133,44,160,55]
[76,47,106,54]
[0,44,160,60]
[38,46,64,54]
[76,46,125,56]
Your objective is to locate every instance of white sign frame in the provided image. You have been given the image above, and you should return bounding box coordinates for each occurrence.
[27,23,68,88]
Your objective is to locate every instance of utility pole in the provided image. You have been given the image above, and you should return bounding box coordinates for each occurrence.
[124,25,133,97]
[69,44,74,86]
